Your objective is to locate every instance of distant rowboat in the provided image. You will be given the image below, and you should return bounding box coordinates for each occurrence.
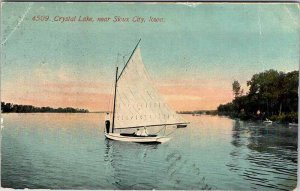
[263,118,272,124]
[289,123,298,127]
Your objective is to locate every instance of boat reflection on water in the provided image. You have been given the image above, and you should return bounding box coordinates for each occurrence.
[103,137,213,190]
[104,139,159,189]
[1,113,296,190]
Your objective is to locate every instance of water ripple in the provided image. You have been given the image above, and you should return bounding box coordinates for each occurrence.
[1,114,297,190]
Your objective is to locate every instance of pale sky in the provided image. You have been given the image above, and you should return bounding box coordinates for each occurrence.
[1,2,299,111]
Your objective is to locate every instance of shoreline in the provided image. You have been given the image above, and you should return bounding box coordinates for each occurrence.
[190,112,298,125]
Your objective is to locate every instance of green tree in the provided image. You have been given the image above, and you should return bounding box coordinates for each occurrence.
[232,80,242,98]
[218,69,298,123]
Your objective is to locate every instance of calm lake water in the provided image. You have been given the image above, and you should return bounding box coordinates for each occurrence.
[1,113,298,190]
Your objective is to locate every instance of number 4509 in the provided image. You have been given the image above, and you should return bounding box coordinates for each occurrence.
[32,16,49,21]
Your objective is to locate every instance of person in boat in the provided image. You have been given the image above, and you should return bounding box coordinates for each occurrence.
[141,127,148,136]
[134,127,148,136]
[135,128,142,136]
[105,113,110,133]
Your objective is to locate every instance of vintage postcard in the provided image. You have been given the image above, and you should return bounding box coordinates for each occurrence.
[1,1,299,190]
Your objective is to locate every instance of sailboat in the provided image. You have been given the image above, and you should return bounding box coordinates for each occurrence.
[105,39,189,144]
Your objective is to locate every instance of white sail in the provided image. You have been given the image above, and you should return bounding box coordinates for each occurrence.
[113,47,185,129]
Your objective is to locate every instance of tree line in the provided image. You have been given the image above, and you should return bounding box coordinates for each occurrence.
[217,70,298,123]
[1,102,89,113]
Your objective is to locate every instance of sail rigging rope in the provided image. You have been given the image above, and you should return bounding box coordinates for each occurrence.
[165,126,177,136]
[149,125,177,136]
[108,53,121,115]
[151,126,165,135]
[107,81,112,111]
[107,76,115,114]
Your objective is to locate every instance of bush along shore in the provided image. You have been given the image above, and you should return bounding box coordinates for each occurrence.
[1,102,89,113]
[217,70,298,123]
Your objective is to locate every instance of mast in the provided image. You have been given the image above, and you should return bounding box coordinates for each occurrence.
[111,66,118,133]
[111,39,141,132]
